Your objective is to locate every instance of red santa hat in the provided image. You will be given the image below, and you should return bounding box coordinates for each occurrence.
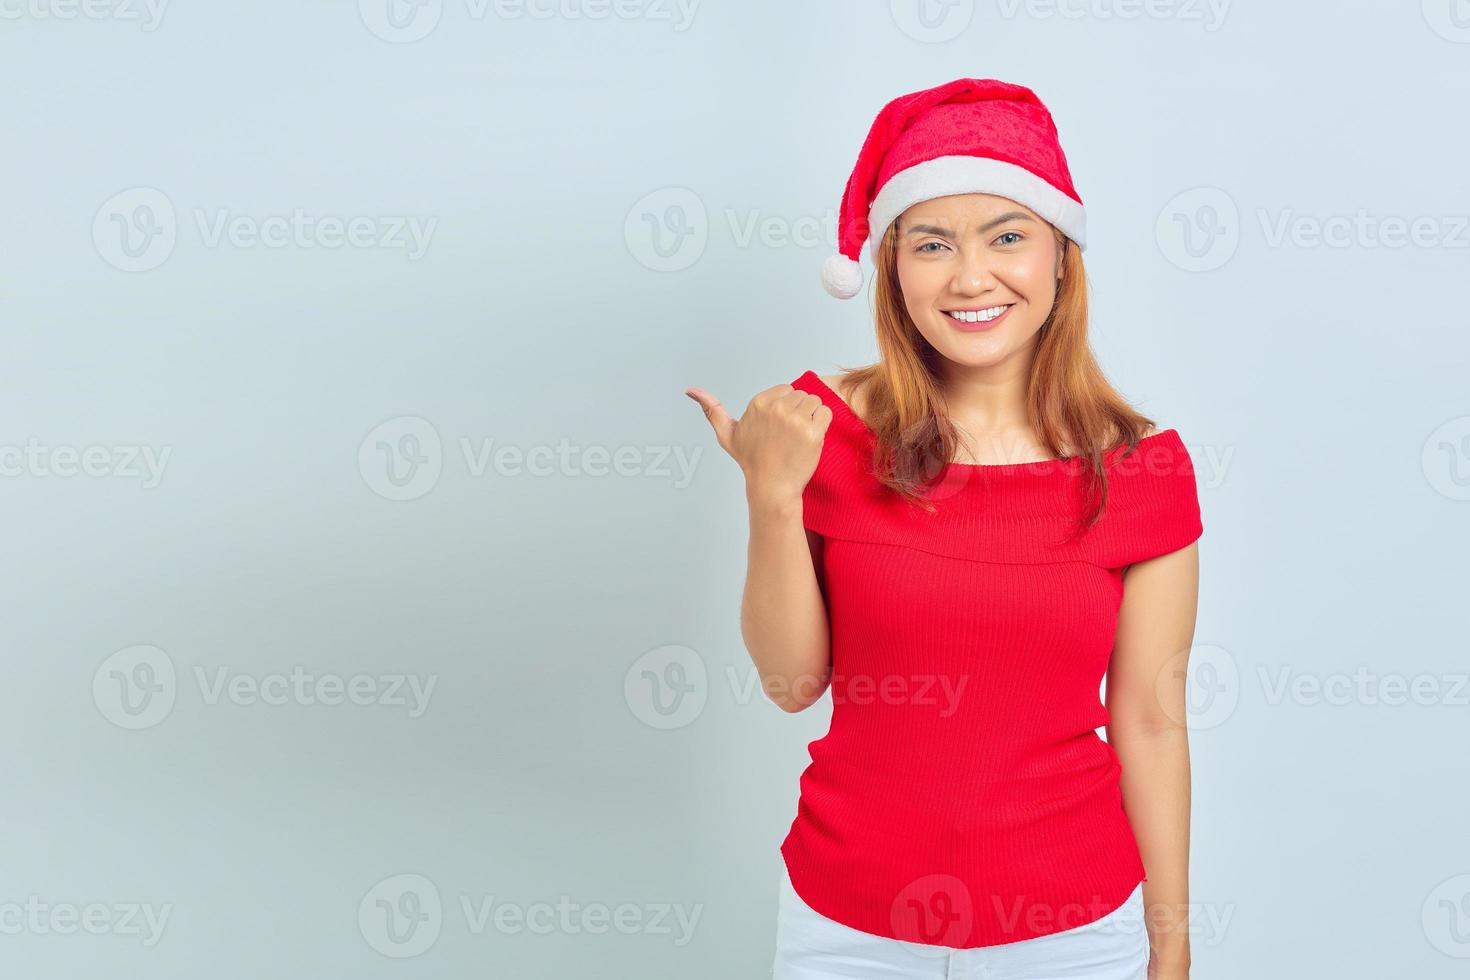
[821,77,1086,299]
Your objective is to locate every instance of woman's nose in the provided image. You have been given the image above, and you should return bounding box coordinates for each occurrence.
[954,256,995,292]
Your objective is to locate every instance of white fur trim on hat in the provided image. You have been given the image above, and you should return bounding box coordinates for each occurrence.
[865,154,1087,263]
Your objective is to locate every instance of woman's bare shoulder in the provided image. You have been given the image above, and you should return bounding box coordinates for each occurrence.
[818,371,871,419]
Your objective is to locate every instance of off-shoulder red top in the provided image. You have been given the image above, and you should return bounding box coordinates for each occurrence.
[778,369,1203,949]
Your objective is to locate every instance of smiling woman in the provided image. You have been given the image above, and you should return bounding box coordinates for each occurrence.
[899,202,1053,338]
[823,196,1153,522]
[685,76,1201,980]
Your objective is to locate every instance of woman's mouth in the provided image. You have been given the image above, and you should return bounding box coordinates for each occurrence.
[944,304,1013,331]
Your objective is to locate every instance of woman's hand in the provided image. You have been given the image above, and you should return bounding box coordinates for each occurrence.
[685,382,831,509]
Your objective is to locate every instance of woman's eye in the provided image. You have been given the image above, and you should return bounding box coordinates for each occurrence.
[995,231,1024,246]
[917,241,948,254]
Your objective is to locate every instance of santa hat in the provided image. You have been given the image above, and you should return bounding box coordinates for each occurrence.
[821,77,1086,300]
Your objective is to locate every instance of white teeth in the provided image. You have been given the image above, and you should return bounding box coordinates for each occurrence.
[946,305,1009,323]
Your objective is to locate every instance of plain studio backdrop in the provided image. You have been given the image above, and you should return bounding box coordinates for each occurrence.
[1,1,1466,977]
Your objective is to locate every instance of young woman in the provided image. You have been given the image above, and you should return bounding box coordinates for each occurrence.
[687,78,1201,980]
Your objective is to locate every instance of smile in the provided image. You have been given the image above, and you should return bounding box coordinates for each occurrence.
[944,304,1012,330]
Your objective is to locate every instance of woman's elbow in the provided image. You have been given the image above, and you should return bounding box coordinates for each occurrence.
[768,669,830,713]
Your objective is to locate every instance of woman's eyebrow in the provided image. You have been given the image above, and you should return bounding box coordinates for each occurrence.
[904,212,1036,237]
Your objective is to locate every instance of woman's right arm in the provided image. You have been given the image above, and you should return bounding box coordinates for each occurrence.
[740,493,831,712]
[685,381,833,713]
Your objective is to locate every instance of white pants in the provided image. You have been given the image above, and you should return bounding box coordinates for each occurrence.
[772,865,1149,980]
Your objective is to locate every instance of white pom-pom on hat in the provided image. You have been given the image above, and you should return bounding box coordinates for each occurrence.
[821,252,863,299]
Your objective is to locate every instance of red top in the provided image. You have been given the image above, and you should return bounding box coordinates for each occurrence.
[779,369,1203,949]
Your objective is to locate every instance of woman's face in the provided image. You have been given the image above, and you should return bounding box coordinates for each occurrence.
[893,193,1063,372]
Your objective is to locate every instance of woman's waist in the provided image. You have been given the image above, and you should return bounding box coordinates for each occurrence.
[779,829,1146,949]
[797,734,1123,830]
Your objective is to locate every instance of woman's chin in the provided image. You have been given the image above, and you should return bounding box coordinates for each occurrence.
[930,332,1016,367]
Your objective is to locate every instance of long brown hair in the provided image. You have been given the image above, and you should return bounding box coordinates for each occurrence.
[829,219,1158,534]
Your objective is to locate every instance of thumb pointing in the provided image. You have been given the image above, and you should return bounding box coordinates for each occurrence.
[685,387,735,456]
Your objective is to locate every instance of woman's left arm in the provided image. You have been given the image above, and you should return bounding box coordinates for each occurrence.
[1106,541,1200,979]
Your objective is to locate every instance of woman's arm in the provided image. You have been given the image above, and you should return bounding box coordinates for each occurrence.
[686,380,835,715]
[1105,541,1200,978]
[740,493,831,713]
